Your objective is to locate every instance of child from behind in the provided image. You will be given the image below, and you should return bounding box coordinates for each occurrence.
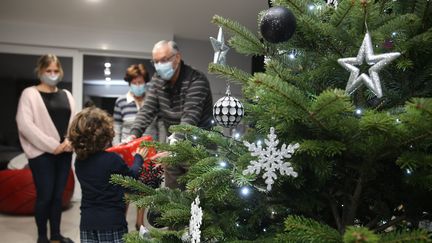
[68,107,147,243]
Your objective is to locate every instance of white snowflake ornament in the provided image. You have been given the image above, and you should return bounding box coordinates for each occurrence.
[243,127,299,191]
[189,196,203,243]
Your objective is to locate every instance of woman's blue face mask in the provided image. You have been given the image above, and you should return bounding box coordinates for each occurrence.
[130,84,146,97]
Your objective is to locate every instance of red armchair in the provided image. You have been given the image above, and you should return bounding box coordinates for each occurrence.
[0,168,74,215]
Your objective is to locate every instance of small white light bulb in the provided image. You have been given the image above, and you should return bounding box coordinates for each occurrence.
[355,108,362,115]
[240,186,250,196]
[219,161,227,168]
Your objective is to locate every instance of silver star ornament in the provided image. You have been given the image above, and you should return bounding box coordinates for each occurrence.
[338,32,400,98]
[210,27,229,65]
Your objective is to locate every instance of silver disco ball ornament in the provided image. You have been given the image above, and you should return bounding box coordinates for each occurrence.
[213,94,244,128]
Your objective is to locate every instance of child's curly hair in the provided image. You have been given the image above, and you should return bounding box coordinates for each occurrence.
[68,107,114,160]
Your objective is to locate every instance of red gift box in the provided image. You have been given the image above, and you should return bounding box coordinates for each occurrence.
[106,135,156,167]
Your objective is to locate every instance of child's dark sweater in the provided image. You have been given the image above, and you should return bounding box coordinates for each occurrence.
[75,151,143,230]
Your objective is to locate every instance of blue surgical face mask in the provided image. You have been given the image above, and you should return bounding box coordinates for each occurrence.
[40,74,61,86]
[154,61,175,80]
[130,84,146,97]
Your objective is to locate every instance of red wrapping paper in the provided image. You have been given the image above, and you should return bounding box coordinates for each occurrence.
[106,135,156,167]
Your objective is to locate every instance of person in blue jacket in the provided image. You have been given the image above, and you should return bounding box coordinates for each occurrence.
[68,107,147,243]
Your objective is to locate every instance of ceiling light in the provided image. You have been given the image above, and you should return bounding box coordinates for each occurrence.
[104,68,111,76]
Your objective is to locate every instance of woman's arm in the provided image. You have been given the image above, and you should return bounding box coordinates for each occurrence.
[16,89,59,153]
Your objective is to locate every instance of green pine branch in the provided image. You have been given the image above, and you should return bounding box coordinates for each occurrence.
[124,228,184,243]
[211,15,265,56]
[298,139,346,157]
[159,208,190,228]
[274,0,306,15]
[330,0,357,27]
[110,174,155,195]
[297,15,344,57]
[413,0,429,22]
[179,157,219,184]
[343,226,379,243]
[396,152,432,170]
[400,98,432,145]
[169,124,246,160]
[359,111,398,136]
[310,89,353,121]
[379,229,431,243]
[374,14,421,45]
[279,215,342,243]
[265,59,313,92]
[402,28,432,55]
[208,63,253,85]
[252,72,310,119]
[155,140,209,167]
[186,169,232,202]
[201,226,224,242]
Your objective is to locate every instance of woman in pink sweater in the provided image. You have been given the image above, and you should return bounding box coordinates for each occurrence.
[16,54,75,243]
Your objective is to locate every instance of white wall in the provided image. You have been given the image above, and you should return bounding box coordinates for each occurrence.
[0,20,171,54]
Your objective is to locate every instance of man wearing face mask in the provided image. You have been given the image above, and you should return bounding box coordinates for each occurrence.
[130,40,213,189]
[113,64,162,145]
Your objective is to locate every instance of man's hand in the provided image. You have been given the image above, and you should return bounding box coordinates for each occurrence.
[123,135,137,144]
[167,133,178,145]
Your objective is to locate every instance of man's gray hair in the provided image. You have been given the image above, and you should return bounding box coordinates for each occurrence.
[153,40,179,54]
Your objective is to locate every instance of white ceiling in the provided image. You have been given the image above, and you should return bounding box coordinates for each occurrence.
[0,0,268,41]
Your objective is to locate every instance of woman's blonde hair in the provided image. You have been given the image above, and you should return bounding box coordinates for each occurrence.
[34,54,64,80]
[68,107,114,160]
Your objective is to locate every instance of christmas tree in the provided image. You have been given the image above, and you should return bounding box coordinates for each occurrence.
[112,0,432,242]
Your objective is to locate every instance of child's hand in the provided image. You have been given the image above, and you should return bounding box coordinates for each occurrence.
[135,146,148,159]
[63,139,73,152]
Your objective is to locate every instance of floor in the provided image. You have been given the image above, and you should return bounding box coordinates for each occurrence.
[0,200,139,243]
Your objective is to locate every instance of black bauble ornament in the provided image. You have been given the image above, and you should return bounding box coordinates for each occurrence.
[260,6,296,43]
